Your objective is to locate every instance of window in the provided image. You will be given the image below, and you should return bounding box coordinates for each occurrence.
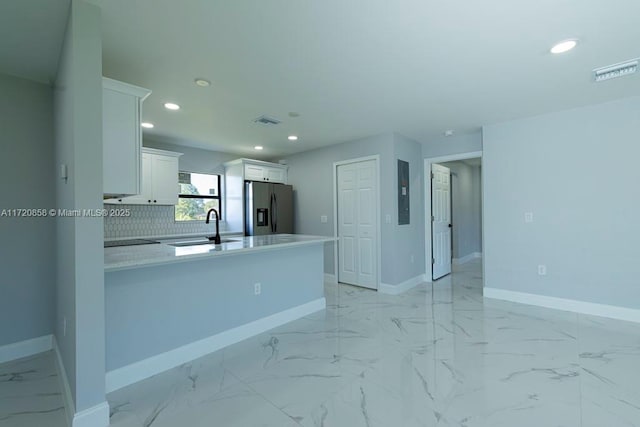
[175,172,221,221]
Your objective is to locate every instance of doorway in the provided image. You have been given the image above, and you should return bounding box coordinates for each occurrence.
[334,156,380,290]
[425,151,483,282]
[431,163,452,280]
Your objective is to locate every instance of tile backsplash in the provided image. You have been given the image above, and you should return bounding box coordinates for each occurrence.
[104,204,229,239]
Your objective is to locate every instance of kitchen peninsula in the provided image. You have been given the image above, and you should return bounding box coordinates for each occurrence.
[104,234,333,392]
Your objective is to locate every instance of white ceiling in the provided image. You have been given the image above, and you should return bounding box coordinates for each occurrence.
[0,0,70,84]
[6,1,640,158]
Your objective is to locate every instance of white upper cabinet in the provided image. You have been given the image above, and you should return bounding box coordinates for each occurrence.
[240,160,288,184]
[264,166,286,183]
[102,77,151,197]
[244,163,266,181]
[151,153,182,205]
[105,148,182,205]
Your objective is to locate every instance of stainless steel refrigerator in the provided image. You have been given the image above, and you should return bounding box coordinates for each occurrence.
[245,181,293,235]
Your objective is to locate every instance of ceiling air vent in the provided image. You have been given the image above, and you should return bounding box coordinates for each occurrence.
[253,115,281,126]
[593,59,638,82]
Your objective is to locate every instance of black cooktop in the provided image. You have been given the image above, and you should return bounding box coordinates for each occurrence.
[104,239,160,248]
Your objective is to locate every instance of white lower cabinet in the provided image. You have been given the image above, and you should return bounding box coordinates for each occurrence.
[105,148,182,205]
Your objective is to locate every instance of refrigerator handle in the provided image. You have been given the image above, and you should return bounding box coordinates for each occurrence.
[269,193,273,232]
[273,193,278,232]
[270,193,275,233]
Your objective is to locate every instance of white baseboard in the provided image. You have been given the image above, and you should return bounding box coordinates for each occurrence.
[379,274,425,295]
[453,252,482,265]
[0,335,53,364]
[324,273,337,284]
[106,297,327,393]
[53,337,110,427]
[72,402,110,427]
[53,337,75,427]
[484,287,640,324]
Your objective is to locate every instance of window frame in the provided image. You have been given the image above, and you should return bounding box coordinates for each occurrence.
[175,171,222,222]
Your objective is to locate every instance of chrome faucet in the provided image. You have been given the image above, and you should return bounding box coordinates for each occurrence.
[205,208,221,244]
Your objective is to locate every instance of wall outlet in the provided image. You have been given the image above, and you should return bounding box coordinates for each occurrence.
[525,212,534,223]
[254,282,261,295]
[60,164,68,180]
[320,215,328,223]
[410,255,415,263]
[537,265,547,276]
[385,214,392,224]
[63,317,67,337]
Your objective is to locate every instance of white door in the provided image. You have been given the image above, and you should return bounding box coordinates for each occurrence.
[337,159,377,289]
[432,164,452,280]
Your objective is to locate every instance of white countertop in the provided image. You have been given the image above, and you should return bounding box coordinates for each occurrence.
[104,234,335,272]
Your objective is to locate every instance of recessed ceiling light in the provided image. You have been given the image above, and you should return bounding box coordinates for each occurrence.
[194,78,211,87]
[164,102,180,110]
[254,146,264,150]
[444,130,454,137]
[141,122,154,129]
[288,135,298,141]
[550,39,578,54]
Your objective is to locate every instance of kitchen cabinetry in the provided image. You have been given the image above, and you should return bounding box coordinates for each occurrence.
[105,148,182,205]
[243,163,286,183]
[103,77,151,197]
[223,159,288,232]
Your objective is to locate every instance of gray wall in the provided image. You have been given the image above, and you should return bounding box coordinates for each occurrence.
[54,0,106,413]
[483,96,640,309]
[440,161,482,259]
[422,131,482,158]
[105,244,324,370]
[144,138,238,175]
[285,133,394,282]
[0,74,55,347]
[392,134,426,284]
[285,132,425,287]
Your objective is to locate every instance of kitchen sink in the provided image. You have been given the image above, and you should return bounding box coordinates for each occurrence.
[168,239,239,247]
[104,239,160,248]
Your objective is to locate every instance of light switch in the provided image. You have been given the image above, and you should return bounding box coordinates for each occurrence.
[320,215,328,223]
[524,212,533,223]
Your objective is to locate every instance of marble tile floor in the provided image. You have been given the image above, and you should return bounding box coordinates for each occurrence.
[0,351,66,427]
[2,259,639,426]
